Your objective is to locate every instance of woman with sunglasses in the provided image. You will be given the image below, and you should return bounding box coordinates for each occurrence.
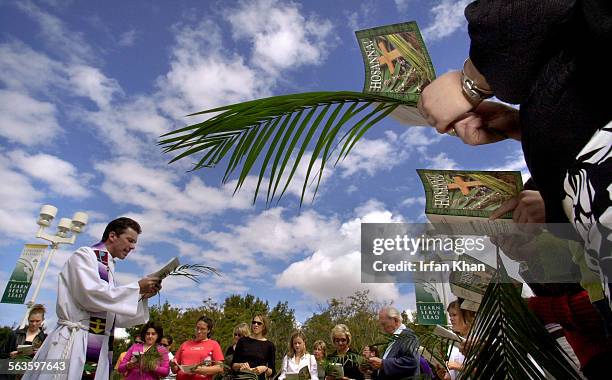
[231,315,276,380]
[171,316,224,380]
[326,324,364,380]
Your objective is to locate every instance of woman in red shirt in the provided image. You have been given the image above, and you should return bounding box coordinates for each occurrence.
[171,316,224,380]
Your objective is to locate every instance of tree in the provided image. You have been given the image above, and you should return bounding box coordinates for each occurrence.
[302,291,385,354]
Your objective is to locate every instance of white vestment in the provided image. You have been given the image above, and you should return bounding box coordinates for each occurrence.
[23,246,149,380]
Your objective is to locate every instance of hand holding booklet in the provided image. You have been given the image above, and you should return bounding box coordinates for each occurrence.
[433,325,465,343]
[17,344,33,356]
[148,257,180,281]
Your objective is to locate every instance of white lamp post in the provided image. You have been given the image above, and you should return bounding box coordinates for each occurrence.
[21,204,88,327]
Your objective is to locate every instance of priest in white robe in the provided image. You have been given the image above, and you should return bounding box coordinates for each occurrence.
[23,217,161,380]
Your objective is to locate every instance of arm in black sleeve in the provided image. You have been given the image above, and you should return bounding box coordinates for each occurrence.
[267,342,276,377]
[231,338,245,366]
[465,0,575,103]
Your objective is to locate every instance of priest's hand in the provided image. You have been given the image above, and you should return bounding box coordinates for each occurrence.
[139,276,161,295]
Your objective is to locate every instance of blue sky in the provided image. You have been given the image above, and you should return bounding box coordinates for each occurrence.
[0,0,527,330]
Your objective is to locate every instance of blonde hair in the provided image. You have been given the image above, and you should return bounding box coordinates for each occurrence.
[447,300,475,333]
[28,304,46,319]
[234,322,250,338]
[330,324,352,346]
[288,330,308,358]
[313,340,326,357]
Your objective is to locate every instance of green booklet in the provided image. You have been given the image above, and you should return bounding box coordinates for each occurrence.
[417,169,523,234]
[450,254,522,305]
[449,254,495,304]
[356,22,435,125]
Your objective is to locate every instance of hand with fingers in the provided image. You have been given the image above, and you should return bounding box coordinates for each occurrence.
[489,190,545,224]
[138,276,162,298]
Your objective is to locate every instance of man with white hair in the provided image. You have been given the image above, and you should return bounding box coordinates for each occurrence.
[367,306,420,379]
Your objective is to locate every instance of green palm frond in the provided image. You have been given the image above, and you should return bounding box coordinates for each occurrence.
[160,91,406,205]
[234,369,259,380]
[459,253,582,379]
[167,264,221,283]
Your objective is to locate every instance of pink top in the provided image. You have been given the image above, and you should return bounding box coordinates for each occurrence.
[118,343,170,380]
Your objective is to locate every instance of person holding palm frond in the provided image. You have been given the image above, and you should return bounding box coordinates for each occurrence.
[434,301,474,380]
[367,307,419,380]
[326,324,363,380]
[118,321,170,380]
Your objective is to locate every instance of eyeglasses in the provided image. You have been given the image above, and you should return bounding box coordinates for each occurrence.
[333,338,348,343]
[252,320,263,326]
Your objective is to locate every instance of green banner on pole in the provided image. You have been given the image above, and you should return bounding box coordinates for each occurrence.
[1,244,47,304]
[415,281,447,325]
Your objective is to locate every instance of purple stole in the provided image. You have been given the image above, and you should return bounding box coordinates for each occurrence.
[82,242,115,379]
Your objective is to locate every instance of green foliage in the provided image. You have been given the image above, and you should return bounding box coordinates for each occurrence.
[460,254,583,379]
[160,92,404,205]
[302,291,386,354]
[0,326,12,352]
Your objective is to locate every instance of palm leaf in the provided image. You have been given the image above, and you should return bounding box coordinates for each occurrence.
[459,253,582,379]
[160,91,406,205]
[166,264,221,283]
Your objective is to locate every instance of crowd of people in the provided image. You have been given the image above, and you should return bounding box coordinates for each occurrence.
[108,306,433,380]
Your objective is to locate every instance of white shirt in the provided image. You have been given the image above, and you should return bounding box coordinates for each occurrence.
[278,353,318,380]
[23,246,149,380]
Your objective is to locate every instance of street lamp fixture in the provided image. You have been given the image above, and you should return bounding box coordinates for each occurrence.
[21,205,88,327]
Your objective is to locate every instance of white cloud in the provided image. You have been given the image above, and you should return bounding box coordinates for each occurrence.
[0,152,44,242]
[68,65,122,109]
[394,0,413,12]
[338,137,408,178]
[423,0,471,42]
[225,0,334,74]
[345,1,376,31]
[16,1,96,64]
[118,29,138,47]
[156,20,271,118]
[0,42,64,95]
[202,208,340,265]
[399,127,444,147]
[0,90,61,146]
[8,151,90,198]
[401,196,426,207]
[418,148,459,169]
[94,159,253,216]
[276,200,404,301]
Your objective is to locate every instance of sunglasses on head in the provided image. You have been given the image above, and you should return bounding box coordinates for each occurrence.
[252,320,263,326]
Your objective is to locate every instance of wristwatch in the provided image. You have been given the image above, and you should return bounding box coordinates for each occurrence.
[461,66,493,107]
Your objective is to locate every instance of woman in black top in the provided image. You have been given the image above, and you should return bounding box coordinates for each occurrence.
[232,315,276,380]
[326,324,364,380]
